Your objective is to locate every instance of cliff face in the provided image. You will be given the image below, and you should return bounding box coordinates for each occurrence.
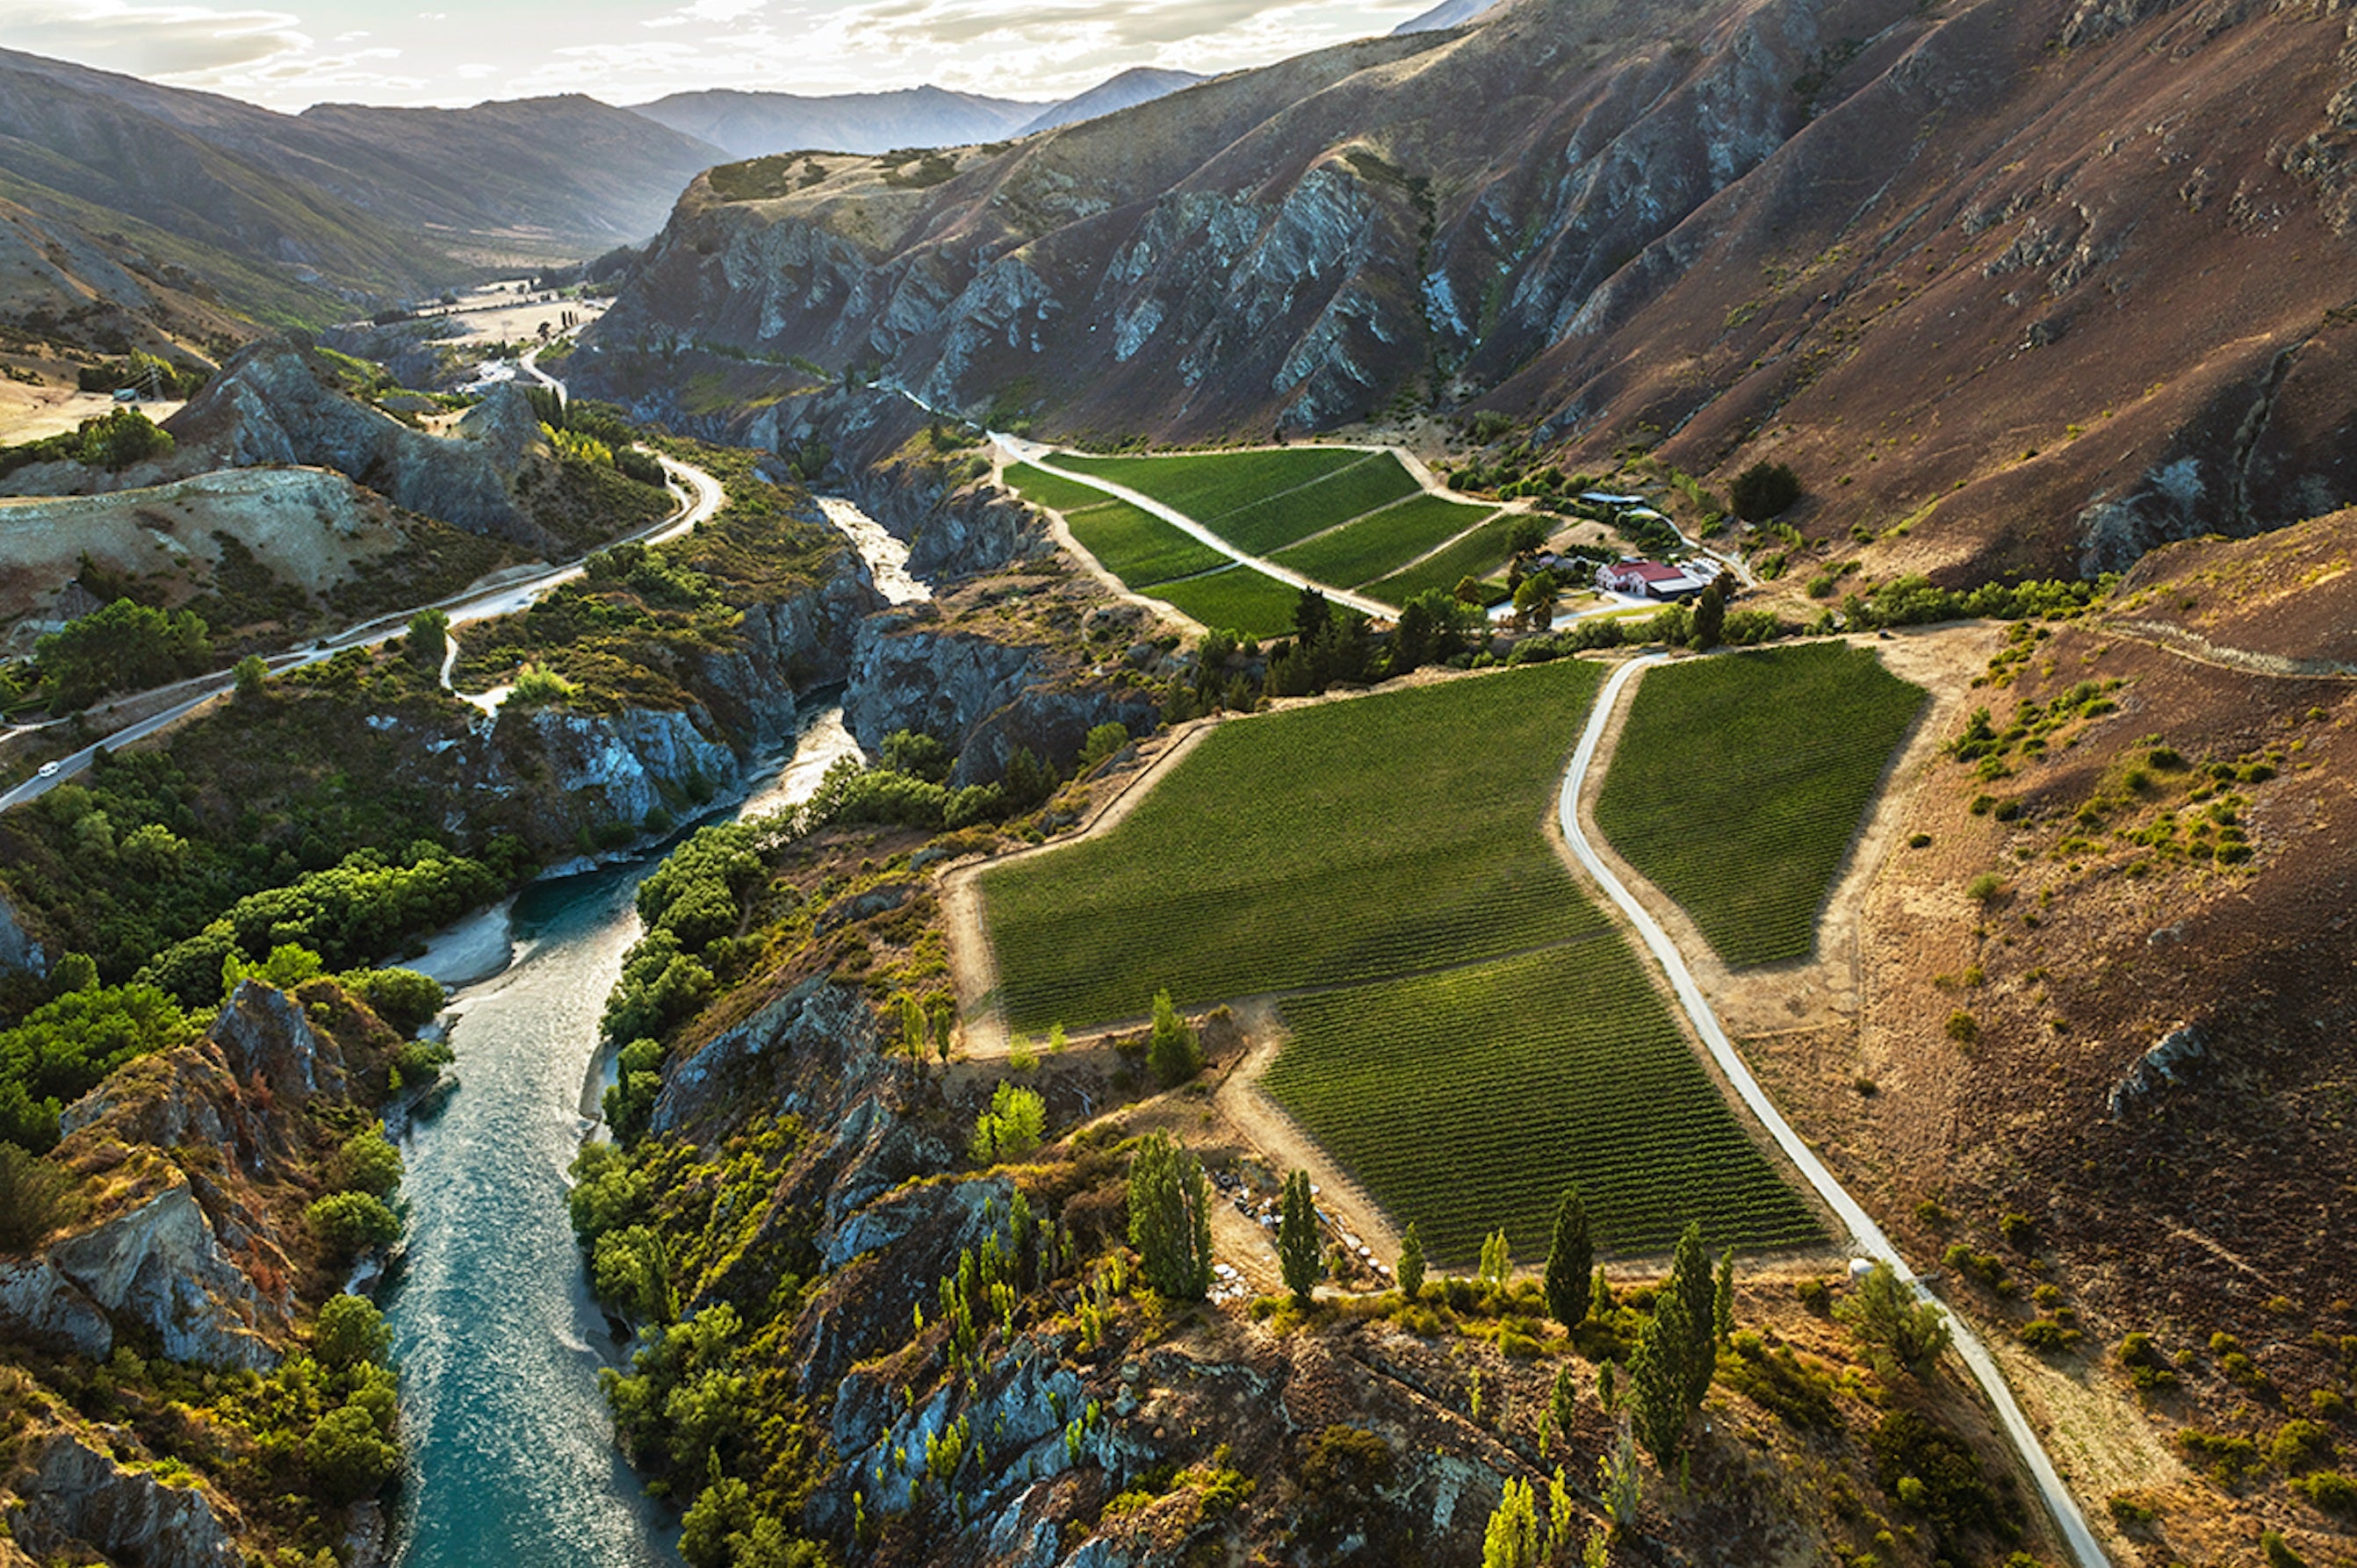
[0,980,368,1371]
[592,0,2357,578]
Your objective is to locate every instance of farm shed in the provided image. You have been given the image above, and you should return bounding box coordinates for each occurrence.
[1597,559,1716,600]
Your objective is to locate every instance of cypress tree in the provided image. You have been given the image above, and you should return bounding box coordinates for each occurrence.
[1543,1187,1593,1331]
[1626,1284,1695,1466]
[1396,1222,1426,1300]
[1146,989,1203,1087]
[1278,1169,1323,1305]
[1712,1246,1736,1344]
[1669,1221,1716,1409]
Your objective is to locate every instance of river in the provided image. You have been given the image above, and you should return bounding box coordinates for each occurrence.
[384,497,922,1567]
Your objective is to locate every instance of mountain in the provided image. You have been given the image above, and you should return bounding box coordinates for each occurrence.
[631,85,1042,160]
[0,46,727,334]
[1014,68,1207,135]
[1390,0,1509,33]
[585,0,2357,582]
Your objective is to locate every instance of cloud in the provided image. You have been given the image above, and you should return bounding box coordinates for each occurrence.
[0,0,309,78]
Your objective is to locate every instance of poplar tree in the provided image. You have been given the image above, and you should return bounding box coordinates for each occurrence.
[1669,1221,1716,1409]
[1278,1169,1323,1304]
[1712,1246,1736,1344]
[1146,989,1202,1087]
[1544,1187,1593,1331]
[1127,1133,1213,1299]
[1481,1478,1541,1568]
[1626,1284,1697,1466]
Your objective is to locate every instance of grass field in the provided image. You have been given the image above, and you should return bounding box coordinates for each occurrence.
[1265,946,1825,1261]
[1272,493,1500,590]
[1053,448,1366,521]
[1594,643,1929,967]
[1367,514,1521,606]
[981,660,1610,1030]
[1145,565,1311,638]
[1061,499,1229,586]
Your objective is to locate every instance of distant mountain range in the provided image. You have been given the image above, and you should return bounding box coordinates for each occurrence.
[0,47,1205,377]
[629,69,1206,160]
[587,0,2357,586]
[1389,0,1509,32]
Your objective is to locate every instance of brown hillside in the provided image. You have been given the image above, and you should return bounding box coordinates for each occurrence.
[589,0,2356,580]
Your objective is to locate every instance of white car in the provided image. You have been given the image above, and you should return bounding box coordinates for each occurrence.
[36,761,60,777]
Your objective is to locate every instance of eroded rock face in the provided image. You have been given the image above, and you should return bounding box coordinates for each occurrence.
[47,1178,279,1370]
[2108,1023,2209,1119]
[4,1429,242,1568]
[0,1256,112,1358]
[158,342,537,543]
[213,980,349,1109]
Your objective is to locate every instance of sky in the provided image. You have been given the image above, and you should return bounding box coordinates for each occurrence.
[0,0,1441,111]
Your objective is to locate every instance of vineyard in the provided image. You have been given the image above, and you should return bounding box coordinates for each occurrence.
[980,660,1609,1030]
[1148,564,1310,639]
[1000,462,1106,515]
[1264,946,1825,1263]
[1594,643,1929,967]
[1058,498,1229,587]
[1369,514,1519,606]
[1272,492,1501,593]
[1051,447,1366,522]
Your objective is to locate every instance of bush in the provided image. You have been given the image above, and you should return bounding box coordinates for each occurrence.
[34,598,212,710]
[1730,461,1803,521]
[2291,1470,2357,1515]
[0,1143,84,1250]
[339,967,446,1037]
[307,1190,401,1257]
[2271,1419,2337,1475]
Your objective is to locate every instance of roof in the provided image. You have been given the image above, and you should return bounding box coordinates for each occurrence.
[1579,490,1648,506]
[1609,561,1693,584]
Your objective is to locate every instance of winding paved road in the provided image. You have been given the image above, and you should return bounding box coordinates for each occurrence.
[0,449,722,812]
[1560,653,2108,1568]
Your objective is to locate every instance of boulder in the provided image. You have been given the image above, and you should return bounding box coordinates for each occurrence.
[2106,1022,2208,1119]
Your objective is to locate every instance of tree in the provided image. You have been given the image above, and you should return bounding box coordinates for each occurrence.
[313,1293,392,1370]
[1508,514,1551,557]
[969,1081,1046,1163]
[307,1190,401,1257]
[1544,1187,1594,1331]
[1834,1260,1950,1379]
[1127,1132,1213,1299]
[1454,574,1488,605]
[1391,594,1438,673]
[1479,1227,1512,1285]
[407,608,450,669]
[306,1402,400,1503]
[1482,1477,1541,1568]
[1712,1246,1736,1344]
[1626,1283,1699,1465]
[34,598,211,709]
[1669,1222,1717,1411]
[234,654,269,703]
[1730,461,1802,521]
[1293,586,1333,650]
[1511,569,1560,631]
[1396,1221,1426,1300]
[1146,989,1202,1087]
[1278,1169,1323,1304]
[331,1127,403,1198]
[1690,582,1726,651]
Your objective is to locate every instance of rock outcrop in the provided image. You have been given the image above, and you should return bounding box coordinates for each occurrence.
[843,606,1164,787]
[44,1178,281,1370]
[4,1429,242,1568]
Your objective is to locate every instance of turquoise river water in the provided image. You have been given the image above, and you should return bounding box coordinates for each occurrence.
[385,495,919,1565]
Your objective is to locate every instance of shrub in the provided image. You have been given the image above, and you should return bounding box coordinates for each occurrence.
[0,1144,84,1250]
[1964,873,2005,903]
[340,967,446,1036]
[2270,1419,2337,1475]
[2290,1470,2357,1515]
[1945,1011,1979,1046]
[509,663,579,708]
[1730,461,1803,521]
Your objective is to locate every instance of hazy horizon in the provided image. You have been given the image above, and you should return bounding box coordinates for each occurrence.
[0,0,1438,113]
